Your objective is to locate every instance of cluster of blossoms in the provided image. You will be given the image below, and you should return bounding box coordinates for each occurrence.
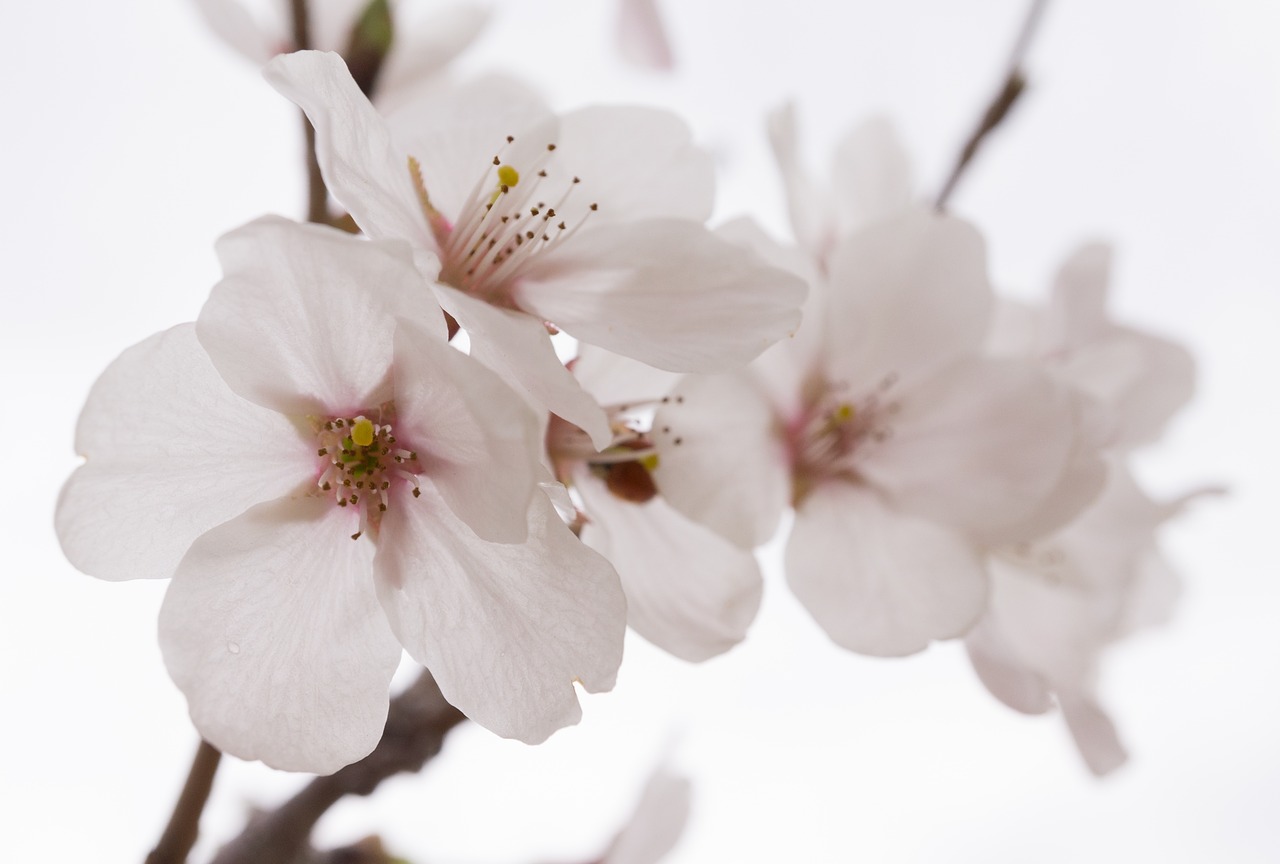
[57,0,1197,788]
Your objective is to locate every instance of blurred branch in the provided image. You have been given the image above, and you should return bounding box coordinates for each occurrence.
[210,670,466,864]
[935,0,1051,210]
[290,0,331,224]
[144,740,223,864]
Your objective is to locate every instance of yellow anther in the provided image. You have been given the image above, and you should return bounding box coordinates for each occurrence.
[640,454,660,472]
[497,164,520,187]
[351,418,375,448]
[834,403,855,422]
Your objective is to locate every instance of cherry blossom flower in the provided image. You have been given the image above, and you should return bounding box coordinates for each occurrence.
[55,217,625,772]
[266,50,806,449]
[658,209,1102,656]
[192,0,487,107]
[966,463,1191,775]
[545,348,764,662]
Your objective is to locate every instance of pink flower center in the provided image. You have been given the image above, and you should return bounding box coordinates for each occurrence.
[315,412,422,540]
[789,373,900,502]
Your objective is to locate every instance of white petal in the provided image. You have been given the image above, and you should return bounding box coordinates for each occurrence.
[201,216,436,416]
[1060,692,1129,776]
[1049,242,1113,346]
[603,770,692,864]
[578,470,762,662]
[518,219,805,372]
[159,495,401,774]
[551,106,712,223]
[830,114,915,232]
[615,0,675,71]
[433,282,612,449]
[392,316,540,544]
[861,357,1078,545]
[374,485,625,743]
[191,0,277,63]
[765,102,834,257]
[650,373,789,548]
[56,325,313,582]
[375,4,491,110]
[265,50,432,245]
[572,343,681,406]
[964,618,1054,715]
[786,483,987,656]
[824,208,991,391]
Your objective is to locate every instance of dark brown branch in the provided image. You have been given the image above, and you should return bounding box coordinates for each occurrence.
[289,0,330,224]
[935,0,1052,210]
[144,740,223,864]
[210,670,466,864]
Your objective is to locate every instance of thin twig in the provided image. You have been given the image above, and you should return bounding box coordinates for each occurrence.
[935,0,1052,210]
[210,670,466,864]
[144,740,223,864]
[290,0,330,224]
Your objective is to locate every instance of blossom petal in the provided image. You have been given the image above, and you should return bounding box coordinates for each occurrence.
[572,344,681,406]
[830,114,915,232]
[766,102,833,257]
[615,0,675,71]
[392,316,540,544]
[517,219,805,372]
[1060,692,1129,776]
[376,4,491,110]
[577,470,762,662]
[651,373,789,548]
[433,283,612,449]
[200,216,436,416]
[861,357,1079,545]
[551,106,712,223]
[374,484,625,743]
[964,619,1054,715]
[159,495,401,774]
[602,770,692,864]
[265,50,432,246]
[191,0,276,63]
[56,325,313,582]
[786,483,987,656]
[824,209,991,391]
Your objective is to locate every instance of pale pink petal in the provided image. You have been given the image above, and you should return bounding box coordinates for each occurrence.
[1060,692,1129,776]
[311,0,374,55]
[602,769,692,864]
[200,217,436,416]
[964,618,1054,715]
[159,495,401,774]
[830,114,915,232]
[786,483,987,656]
[577,470,762,662]
[374,484,625,743]
[650,373,789,548]
[551,106,712,223]
[375,4,490,110]
[433,283,612,449]
[572,344,681,406]
[191,0,277,63]
[766,102,833,257]
[383,75,554,222]
[55,325,313,582]
[986,297,1047,357]
[1049,242,1112,347]
[861,357,1078,545]
[615,0,674,71]
[824,209,992,391]
[265,50,432,246]
[392,316,540,544]
[1118,548,1182,635]
[517,220,805,373]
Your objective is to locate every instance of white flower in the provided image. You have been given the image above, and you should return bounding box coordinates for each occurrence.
[988,242,1196,450]
[55,217,625,772]
[266,50,806,449]
[546,348,764,662]
[966,463,1189,775]
[191,0,487,107]
[659,209,1101,656]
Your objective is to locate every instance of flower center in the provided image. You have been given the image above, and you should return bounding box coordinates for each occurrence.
[409,134,599,304]
[315,412,422,540]
[790,373,900,503]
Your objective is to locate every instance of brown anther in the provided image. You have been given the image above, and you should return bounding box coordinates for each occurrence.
[602,461,659,504]
[412,487,422,498]
[317,448,327,456]
[351,531,362,540]
[590,203,598,210]
[493,156,500,165]
[547,143,557,151]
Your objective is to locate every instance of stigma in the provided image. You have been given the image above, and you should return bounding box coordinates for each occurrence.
[315,413,422,540]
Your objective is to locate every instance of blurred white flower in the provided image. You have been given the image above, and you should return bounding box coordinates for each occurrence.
[267,50,806,449]
[192,0,487,107]
[56,217,624,772]
[616,0,674,71]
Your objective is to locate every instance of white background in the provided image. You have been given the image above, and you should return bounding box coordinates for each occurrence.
[2,0,1277,861]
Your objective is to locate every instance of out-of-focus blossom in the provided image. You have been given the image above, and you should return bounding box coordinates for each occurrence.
[56,217,625,772]
[192,0,487,106]
[615,0,674,71]
[599,768,692,864]
[546,348,763,662]
[267,50,806,449]
[967,464,1192,775]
